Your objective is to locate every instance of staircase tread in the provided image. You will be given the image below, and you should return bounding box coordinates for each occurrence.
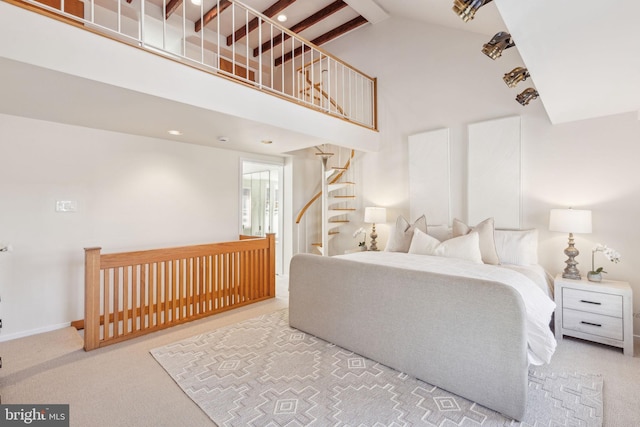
[330,208,356,211]
[329,220,350,223]
[332,195,356,198]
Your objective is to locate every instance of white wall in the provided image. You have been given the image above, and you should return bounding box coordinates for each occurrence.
[324,17,640,334]
[0,114,283,339]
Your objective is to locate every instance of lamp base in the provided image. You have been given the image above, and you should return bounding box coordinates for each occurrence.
[562,270,581,280]
[562,233,581,280]
[369,223,379,251]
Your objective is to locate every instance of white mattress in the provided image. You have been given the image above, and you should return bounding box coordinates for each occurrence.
[335,251,557,365]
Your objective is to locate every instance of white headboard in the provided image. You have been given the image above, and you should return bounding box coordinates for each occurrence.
[408,128,451,225]
[468,116,522,229]
[407,116,521,229]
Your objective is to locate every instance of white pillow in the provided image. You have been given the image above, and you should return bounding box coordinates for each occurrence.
[409,228,483,263]
[452,218,500,265]
[494,229,539,265]
[385,215,427,253]
[408,228,441,254]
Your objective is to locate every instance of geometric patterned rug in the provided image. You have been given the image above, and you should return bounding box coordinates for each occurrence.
[150,309,603,427]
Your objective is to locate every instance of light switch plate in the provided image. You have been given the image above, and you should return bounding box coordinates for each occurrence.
[56,200,77,212]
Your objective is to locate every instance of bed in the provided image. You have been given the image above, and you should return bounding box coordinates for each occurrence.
[289,217,556,420]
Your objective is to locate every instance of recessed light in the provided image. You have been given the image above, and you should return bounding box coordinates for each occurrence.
[218,136,230,143]
[168,130,183,136]
[261,139,273,145]
[277,14,287,22]
[191,0,202,6]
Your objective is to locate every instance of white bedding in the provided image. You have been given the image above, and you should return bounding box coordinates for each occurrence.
[502,263,554,298]
[335,251,557,365]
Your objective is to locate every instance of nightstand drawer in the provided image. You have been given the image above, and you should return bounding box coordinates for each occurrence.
[562,308,623,341]
[563,288,622,318]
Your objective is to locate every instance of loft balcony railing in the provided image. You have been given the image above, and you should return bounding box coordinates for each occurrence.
[10,0,377,130]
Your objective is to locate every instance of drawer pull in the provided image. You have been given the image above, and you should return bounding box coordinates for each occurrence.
[579,300,602,305]
[581,321,602,327]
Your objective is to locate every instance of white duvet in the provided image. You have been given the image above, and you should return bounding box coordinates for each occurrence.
[336,251,557,365]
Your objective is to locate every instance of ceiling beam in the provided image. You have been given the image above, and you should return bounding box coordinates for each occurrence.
[253,0,348,57]
[226,0,297,46]
[165,0,182,19]
[195,0,232,33]
[274,15,367,67]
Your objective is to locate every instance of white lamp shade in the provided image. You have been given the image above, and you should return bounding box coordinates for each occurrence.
[549,208,592,233]
[364,207,386,224]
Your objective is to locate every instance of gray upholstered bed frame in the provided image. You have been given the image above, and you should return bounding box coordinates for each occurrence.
[289,254,529,420]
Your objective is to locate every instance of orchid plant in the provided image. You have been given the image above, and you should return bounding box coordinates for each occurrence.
[590,244,621,275]
[353,227,367,248]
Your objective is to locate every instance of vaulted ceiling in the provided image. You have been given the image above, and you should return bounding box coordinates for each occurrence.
[106,0,640,124]
[243,0,638,124]
[375,0,639,124]
[157,0,379,56]
[494,0,640,124]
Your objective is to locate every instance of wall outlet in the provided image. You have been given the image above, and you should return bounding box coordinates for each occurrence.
[55,200,77,212]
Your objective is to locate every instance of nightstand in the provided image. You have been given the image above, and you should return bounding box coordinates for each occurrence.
[554,274,634,356]
[344,248,367,254]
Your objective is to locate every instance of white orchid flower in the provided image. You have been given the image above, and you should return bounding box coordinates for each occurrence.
[591,243,621,274]
[352,227,366,238]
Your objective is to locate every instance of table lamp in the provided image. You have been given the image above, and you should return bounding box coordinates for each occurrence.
[549,208,592,279]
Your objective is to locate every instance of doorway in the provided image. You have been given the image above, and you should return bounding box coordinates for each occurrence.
[241,160,284,275]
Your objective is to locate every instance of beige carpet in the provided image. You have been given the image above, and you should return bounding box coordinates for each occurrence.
[1,277,639,426]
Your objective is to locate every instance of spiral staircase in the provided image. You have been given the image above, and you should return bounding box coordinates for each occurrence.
[296,146,357,256]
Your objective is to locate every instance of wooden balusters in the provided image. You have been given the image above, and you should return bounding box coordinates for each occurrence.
[83,234,275,351]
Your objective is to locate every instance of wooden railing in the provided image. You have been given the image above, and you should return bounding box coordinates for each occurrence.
[295,149,355,224]
[83,234,275,351]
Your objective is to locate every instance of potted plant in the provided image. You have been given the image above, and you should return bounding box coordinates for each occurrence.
[588,244,621,282]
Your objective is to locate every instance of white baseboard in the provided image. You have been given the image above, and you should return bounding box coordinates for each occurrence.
[0,322,71,342]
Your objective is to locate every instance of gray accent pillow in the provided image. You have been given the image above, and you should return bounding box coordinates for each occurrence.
[452,217,500,265]
[385,215,427,252]
[427,224,453,242]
